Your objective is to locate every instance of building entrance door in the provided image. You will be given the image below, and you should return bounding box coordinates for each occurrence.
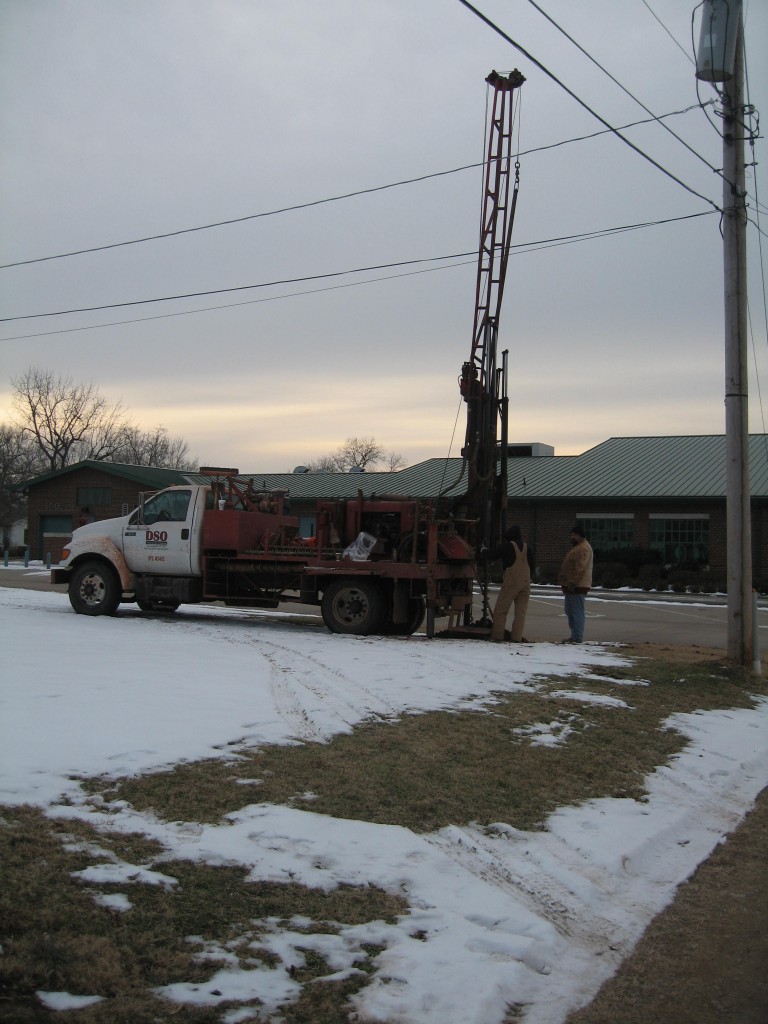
[39,514,73,564]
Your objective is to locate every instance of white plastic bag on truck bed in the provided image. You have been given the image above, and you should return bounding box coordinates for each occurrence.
[342,532,377,561]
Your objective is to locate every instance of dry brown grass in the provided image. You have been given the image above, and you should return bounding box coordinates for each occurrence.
[565,786,768,1024]
[0,807,405,1023]
[3,646,765,1023]
[89,646,764,834]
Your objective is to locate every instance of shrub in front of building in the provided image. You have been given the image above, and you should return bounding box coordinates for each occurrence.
[592,561,628,589]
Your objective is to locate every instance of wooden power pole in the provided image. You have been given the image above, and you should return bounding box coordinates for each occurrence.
[722,21,752,666]
[697,1,752,666]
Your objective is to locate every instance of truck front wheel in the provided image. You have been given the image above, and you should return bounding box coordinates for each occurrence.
[69,560,121,616]
[321,580,386,635]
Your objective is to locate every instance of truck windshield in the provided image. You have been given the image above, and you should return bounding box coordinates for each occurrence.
[141,490,192,525]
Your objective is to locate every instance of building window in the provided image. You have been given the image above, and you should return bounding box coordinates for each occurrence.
[649,516,709,565]
[577,516,634,556]
[299,515,317,539]
[76,487,112,506]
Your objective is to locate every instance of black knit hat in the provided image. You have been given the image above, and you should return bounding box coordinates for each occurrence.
[570,524,585,537]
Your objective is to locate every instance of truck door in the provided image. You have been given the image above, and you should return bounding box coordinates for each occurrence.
[122,489,196,575]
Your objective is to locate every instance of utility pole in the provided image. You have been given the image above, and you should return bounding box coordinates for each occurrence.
[697,0,752,666]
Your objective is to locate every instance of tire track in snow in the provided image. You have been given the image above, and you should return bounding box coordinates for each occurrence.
[169,616,404,742]
[253,635,404,742]
[388,642,546,710]
[260,648,331,744]
[424,825,623,955]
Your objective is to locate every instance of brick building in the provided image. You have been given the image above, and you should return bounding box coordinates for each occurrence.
[17,435,768,576]
[366,435,767,576]
[20,462,190,564]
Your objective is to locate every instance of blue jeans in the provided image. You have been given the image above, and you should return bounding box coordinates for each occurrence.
[564,592,586,642]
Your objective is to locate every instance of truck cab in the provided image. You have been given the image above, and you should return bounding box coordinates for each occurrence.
[52,486,210,615]
[122,486,206,577]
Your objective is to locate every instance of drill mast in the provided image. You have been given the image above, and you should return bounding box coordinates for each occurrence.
[459,69,525,618]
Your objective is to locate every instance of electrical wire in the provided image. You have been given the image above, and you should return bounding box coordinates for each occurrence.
[0,210,716,336]
[0,261,477,342]
[523,0,725,185]
[743,35,768,444]
[639,0,696,65]
[456,0,722,213]
[0,169,477,271]
[0,105,712,272]
[0,253,473,323]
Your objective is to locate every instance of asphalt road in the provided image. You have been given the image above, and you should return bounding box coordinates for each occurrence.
[1,562,766,656]
[514,588,766,650]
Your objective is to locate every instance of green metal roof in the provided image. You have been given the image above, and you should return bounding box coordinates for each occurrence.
[226,435,768,502]
[498,435,768,499]
[19,436,768,501]
[18,460,192,491]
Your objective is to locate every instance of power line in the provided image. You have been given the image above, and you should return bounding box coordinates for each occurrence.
[0,105,711,272]
[523,0,726,185]
[456,0,722,213]
[639,0,696,65]
[0,210,716,332]
[1,252,471,323]
[743,34,768,441]
[0,168,477,271]
[0,261,479,342]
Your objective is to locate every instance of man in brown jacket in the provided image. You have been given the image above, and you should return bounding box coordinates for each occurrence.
[558,524,593,643]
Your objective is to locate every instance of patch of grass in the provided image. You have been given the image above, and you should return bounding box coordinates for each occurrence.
[270,943,388,1024]
[5,649,764,1023]
[94,652,766,834]
[0,806,406,1024]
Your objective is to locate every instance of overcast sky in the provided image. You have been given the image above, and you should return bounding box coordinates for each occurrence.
[1,0,766,472]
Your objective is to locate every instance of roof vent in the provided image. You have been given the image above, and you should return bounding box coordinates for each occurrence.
[293,466,310,474]
[506,443,554,458]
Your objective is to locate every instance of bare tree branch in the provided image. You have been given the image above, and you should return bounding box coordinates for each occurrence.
[11,368,130,469]
[305,437,406,473]
[9,367,198,473]
[112,425,197,470]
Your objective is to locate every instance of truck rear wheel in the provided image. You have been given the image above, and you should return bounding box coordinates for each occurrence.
[321,580,386,635]
[387,597,426,635]
[69,560,121,616]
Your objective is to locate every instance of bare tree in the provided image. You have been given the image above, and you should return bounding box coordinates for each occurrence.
[11,368,129,470]
[112,425,197,470]
[10,368,197,471]
[0,424,44,530]
[336,437,385,472]
[305,454,343,473]
[305,437,405,473]
[383,450,407,472]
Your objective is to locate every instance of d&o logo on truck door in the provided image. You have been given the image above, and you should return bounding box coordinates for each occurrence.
[146,530,168,546]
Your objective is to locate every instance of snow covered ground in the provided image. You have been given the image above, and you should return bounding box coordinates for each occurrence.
[2,579,767,1023]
